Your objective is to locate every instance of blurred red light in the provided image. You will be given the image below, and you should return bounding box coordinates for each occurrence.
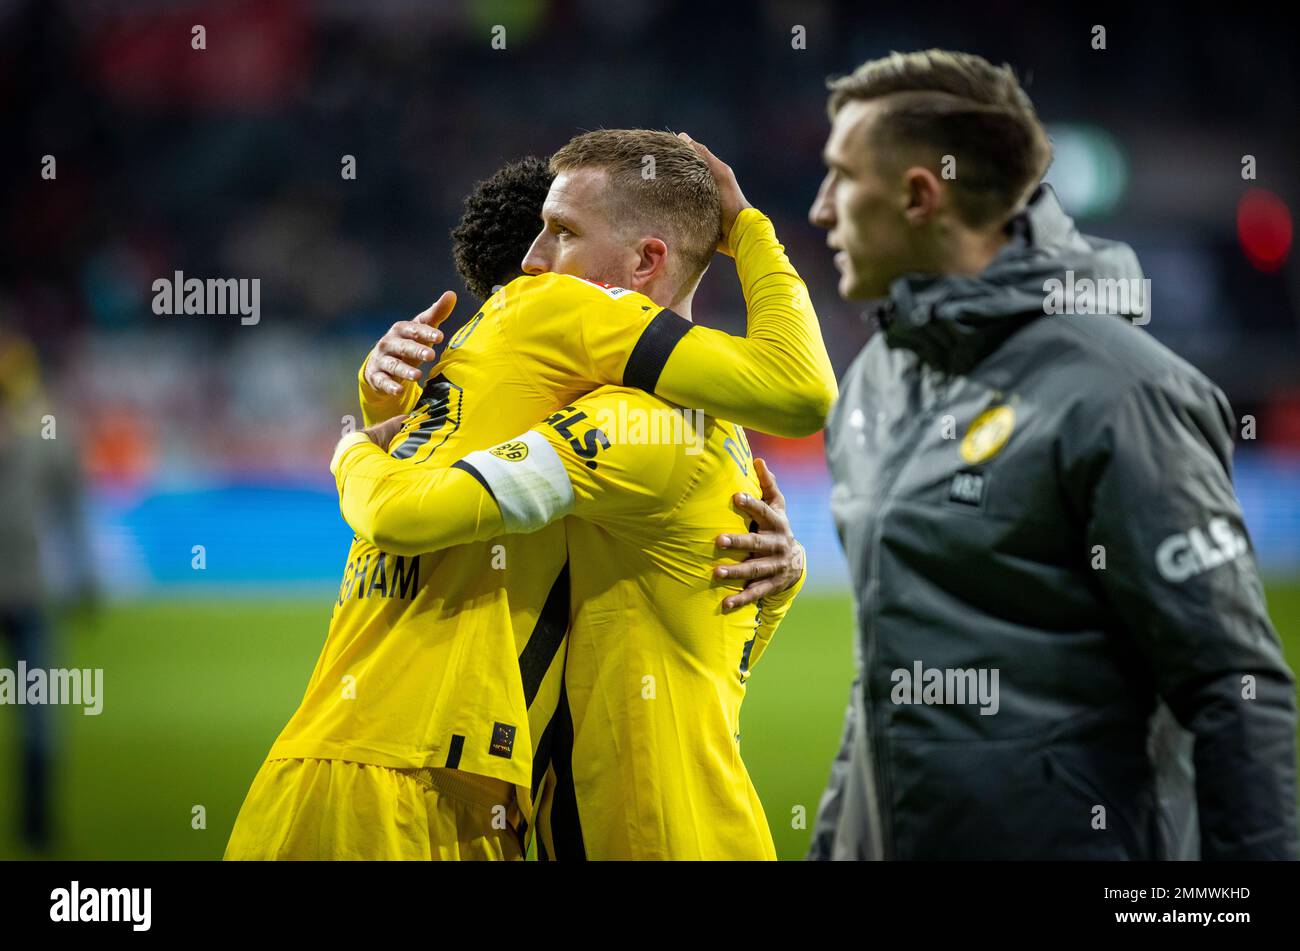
[1237,188,1293,272]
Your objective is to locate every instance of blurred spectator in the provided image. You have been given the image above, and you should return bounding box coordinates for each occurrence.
[0,329,97,853]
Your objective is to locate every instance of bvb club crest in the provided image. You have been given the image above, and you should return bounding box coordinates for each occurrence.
[959,406,1016,464]
[490,441,529,462]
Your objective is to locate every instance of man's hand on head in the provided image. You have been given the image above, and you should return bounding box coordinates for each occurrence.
[713,458,806,612]
[363,291,457,397]
[678,133,752,257]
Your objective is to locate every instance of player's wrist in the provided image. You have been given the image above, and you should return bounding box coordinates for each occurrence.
[727,206,765,252]
[330,431,377,479]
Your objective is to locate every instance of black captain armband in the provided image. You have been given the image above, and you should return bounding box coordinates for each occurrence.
[622,309,693,392]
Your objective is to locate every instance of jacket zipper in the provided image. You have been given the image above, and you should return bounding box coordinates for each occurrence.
[860,365,950,859]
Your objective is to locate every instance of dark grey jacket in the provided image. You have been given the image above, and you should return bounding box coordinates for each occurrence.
[809,185,1298,861]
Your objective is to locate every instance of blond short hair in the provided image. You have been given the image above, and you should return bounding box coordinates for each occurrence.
[551,129,722,286]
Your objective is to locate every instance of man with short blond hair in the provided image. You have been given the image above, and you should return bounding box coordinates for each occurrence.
[547,129,723,297]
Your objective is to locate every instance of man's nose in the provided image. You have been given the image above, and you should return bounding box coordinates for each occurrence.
[522,234,551,275]
[809,176,835,229]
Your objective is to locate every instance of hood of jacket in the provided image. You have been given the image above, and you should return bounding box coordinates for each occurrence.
[871,183,1146,373]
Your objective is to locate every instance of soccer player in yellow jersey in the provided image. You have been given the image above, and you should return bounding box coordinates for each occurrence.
[335,391,801,859]
[225,131,833,860]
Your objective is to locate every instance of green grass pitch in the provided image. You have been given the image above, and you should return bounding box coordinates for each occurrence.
[1,586,1297,860]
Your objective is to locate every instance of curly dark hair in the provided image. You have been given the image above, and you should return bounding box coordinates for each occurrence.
[450,156,553,302]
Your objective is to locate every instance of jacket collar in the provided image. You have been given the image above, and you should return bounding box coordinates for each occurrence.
[869,184,1142,374]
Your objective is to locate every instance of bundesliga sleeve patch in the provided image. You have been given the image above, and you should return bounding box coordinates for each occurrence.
[460,429,575,533]
[575,277,632,298]
[489,722,517,759]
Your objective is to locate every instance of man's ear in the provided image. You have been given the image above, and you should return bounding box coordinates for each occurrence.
[901,166,943,226]
[630,237,669,290]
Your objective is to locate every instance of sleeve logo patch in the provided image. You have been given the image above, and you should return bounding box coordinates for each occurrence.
[960,406,1016,464]
[1155,517,1249,583]
[579,277,631,298]
[948,470,987,507]
[490,441,529,462]
[489,722,517,759]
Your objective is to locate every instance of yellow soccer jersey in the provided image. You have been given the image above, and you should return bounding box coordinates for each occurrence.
[357,209,837,439]
[332,386,804,859]
[272,271,674,803]
[277,208,826,824]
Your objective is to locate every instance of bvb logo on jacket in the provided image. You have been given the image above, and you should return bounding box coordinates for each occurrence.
[959,404,1016,465]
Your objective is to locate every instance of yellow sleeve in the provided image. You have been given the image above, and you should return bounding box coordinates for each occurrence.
[510,209,835,439]
[655,208,838,437]
[356,351,422,428]
[505,274,664,396]
[330,433,505,556]
[455,389,680,535]
[333,389,676,557]
[744,551,807,674]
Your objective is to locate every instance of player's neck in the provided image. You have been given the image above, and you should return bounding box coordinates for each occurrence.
[638,267,700,320]
[650,278,697,322]
[643,288,695,321]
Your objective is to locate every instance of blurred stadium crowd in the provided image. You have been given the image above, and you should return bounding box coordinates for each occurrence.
[2,0,1298,593]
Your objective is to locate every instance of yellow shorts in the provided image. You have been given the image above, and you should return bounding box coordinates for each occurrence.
[224,757,523,860]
